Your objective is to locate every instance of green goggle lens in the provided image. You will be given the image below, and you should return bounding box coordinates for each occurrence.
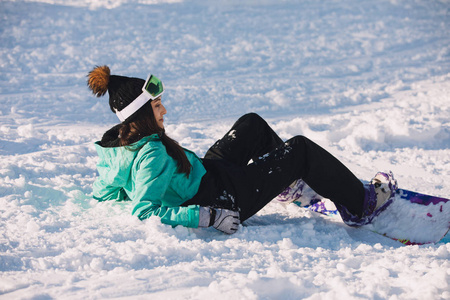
[144,75,164,98]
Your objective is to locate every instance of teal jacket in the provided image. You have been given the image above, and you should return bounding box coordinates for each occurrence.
[93,134,207,228]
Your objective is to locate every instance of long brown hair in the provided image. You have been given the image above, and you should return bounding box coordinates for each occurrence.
[119,101,192,177]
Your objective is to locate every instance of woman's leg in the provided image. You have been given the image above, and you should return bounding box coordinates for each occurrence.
[204,113,283,166]
[196,113,365,223]
[184,113,284,210]
[236,136,365,222]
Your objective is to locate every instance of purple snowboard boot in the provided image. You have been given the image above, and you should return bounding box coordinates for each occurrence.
[274,179,324,207]
[273,179,305,204]
[337,171,398,226]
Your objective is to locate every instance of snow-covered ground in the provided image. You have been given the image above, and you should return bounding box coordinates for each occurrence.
[1,0,449,299]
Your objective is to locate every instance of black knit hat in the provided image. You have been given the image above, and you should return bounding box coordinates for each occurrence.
[87,65,145,115]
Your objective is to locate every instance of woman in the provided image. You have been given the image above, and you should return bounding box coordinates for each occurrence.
[88,66,398,234]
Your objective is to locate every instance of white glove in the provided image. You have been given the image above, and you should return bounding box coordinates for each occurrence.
[211,208,240,234]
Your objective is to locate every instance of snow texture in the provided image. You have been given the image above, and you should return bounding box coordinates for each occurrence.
[1,0,449,299]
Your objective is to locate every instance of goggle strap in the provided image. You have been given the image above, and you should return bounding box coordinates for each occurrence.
[115,92,151,122]
[114,74,164,122]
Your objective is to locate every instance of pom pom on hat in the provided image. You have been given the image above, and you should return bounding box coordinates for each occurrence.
[87,65,110,97]
[87,65,146,119]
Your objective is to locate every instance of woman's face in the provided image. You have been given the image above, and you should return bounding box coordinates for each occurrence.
[151,97,167,129]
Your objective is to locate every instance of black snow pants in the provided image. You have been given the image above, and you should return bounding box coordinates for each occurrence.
[183,113,365,222]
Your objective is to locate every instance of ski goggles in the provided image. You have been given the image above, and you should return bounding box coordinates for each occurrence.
[115,74,165,122]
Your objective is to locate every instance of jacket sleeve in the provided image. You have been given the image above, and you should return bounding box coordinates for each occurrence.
[131,146,200,228]
[93,178,128,202]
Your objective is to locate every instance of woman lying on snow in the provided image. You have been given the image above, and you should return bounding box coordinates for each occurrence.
[88,66,398,234]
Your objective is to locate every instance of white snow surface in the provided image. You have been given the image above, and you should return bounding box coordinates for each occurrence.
[1,0,450,299]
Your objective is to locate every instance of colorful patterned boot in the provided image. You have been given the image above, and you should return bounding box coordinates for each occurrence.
[337,171,398,226]
[274,179,324,207]
[273,179,305,204]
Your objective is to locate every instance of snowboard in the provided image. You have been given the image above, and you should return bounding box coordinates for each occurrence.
[290,184,450,245]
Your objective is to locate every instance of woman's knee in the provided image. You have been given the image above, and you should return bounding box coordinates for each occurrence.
[238,112,264,124]
[232,113,268,134]
[286,135,309,146]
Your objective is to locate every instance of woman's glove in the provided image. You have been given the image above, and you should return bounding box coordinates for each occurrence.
[211,208,240,234]
[198,207,240,234]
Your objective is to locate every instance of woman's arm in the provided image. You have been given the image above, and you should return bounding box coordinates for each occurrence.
[132,201,200,228]
[131,146,200,228]
[93,179,128,201]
